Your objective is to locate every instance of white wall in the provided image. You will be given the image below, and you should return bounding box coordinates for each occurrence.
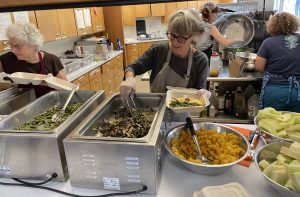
[41,37,80,56]
[123,16,168,39]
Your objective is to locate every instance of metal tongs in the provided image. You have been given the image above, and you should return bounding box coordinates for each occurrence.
[51,84,78,122]
[123,96,137,116]
[186,117,209,164]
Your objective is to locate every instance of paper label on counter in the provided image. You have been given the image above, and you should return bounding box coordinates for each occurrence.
[103,177,120,190]
[0,165,11,175]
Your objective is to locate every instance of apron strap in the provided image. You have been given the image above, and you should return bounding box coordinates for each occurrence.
[38,51,46,74]
[259,73,271,109]
[184,46,193,80]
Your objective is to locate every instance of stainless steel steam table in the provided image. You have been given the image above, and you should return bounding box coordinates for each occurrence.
[0,124,281,197]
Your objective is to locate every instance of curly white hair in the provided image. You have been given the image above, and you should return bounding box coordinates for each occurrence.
[6,22,44,50]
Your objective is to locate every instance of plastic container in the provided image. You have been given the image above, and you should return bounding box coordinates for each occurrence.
[117,38,121,51]
[244,84,256,101]
[234,86,244,117]
[166,89,210,113]
[193,182,251,197]
[247,93,260,119]
[209,52,221,77]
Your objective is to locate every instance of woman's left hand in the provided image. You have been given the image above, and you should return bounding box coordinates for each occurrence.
[197,89,211,99]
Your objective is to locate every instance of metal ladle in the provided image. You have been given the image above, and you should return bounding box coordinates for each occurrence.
[186,117,209,164]
[51,84,78,122]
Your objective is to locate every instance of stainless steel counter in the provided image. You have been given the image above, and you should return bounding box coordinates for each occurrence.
[66,51,123,82]
[141,66,263,82]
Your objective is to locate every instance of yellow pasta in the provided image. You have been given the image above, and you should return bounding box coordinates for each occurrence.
[169,128,246,165]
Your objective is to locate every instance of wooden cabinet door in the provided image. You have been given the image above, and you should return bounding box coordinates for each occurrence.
[135,4,151,18]
[141,42,154,55]
[74,8,93,36]
[35,10,61,42]
[163,2,177,23]
[57,9,77,39]
[198,0,207,10]
[187,1,198,9]
[122,5,135,26]
[151,3,165,16]
[28,11,38,27]
[177,2,188,10]
[90,7,105,33]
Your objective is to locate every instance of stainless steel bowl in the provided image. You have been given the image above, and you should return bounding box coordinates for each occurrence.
[164,122,250,174]
[254,116,294,143]
[255,142,300,197]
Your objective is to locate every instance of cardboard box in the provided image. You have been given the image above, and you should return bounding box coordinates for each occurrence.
[229,56,244,77]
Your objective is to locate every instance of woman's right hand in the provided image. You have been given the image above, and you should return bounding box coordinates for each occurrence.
[120,77,136,98]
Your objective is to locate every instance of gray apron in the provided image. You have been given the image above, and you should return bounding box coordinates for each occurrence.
[150,46,193,93]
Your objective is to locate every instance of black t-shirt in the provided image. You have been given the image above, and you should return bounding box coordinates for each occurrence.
[0,51,63,76]
[126,42,208,89]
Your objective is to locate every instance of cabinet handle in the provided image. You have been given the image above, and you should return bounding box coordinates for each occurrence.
[61,36,67,39]
[82,32,87,35]
[55,36,61,40]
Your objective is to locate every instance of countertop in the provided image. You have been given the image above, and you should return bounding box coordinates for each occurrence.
[125,38,168,44]
[66,50,123,82]
[0,124,281,197]
[141,66,263,82]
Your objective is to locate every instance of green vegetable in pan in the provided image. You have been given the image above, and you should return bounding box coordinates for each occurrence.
[16,103,82,131]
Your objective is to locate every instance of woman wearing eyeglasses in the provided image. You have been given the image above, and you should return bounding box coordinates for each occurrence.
[197,2,237,60]
[120,8,210,98]
[0,22,67,97]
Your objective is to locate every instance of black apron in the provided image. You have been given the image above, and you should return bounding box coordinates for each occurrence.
[18,52,54,98]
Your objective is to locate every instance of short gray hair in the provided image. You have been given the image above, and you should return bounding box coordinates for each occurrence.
[6,22,43,50]
[168,8,204,40]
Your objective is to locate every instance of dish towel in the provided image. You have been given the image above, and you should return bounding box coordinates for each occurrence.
[227,125,260,167]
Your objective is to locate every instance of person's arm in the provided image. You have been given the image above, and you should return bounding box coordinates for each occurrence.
[255,56,267,72]
[210,25,235,47]
[56,69,67,80]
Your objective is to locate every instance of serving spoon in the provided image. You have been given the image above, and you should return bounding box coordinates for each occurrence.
[51,84,78,122]
[186,117,209,164]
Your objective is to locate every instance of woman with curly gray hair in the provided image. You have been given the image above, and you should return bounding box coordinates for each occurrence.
[255,12,300,112]
[0,22,66,97]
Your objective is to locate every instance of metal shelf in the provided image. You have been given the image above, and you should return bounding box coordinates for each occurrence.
[191,114,254,124]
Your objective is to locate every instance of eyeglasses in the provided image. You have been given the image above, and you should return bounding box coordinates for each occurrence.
[8,43,25,50]
[166,32,192,44]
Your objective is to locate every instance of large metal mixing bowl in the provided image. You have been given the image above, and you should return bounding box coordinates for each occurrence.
[164,122,250,174]
[218,14,255,48]
[254,116,294,144]
[255,142,300,197]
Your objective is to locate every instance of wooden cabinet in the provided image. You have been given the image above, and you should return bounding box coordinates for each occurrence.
[101,60,116,97]
[90,7,105,33]
[135,4,151,18]
[72,74,90,90]
[57,9,77,39]
[125,41,162,66]
[89,67,103,91]
[126,43,141,65]
[35,9,77,42]
[113,54,124,91]
[74,8,93,36]
[176,2,188,10]
[122,5,135,26]
[35,10,61,42]
[187,1,199,9]
[163,2,177,23]
[134,3,166,18]
[151,3,166,16]
[140,42,154,55]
